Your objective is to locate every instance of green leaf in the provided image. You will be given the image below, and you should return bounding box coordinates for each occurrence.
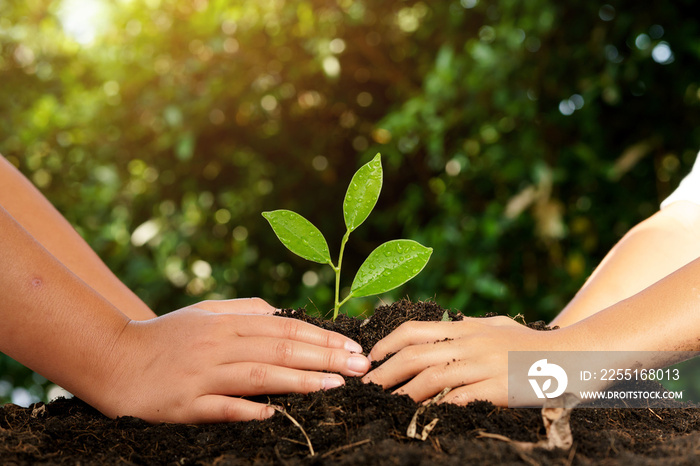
[441,310,452,322]
[262,210,331,264]
[350,239,432,298]
[343,153,382,232]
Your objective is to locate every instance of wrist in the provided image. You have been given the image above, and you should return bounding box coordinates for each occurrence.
[548,315,623,352]
[88,318,145,418]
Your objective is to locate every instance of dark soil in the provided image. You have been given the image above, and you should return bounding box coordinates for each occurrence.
[1,300,698,465]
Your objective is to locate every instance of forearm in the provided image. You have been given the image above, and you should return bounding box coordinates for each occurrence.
[552,201,700,327]
[0,156,155,320]
[0,205,131,411]
[555,254,700,352]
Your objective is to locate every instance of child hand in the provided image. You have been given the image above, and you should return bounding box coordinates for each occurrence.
[97,298,369,423]
[362,316,551,406]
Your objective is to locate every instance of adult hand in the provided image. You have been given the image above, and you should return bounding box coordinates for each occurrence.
[99,298,370,424]
[362,316,553,406]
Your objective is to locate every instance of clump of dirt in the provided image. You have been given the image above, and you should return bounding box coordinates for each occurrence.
[275,299,458,351]
[1,300,698,465]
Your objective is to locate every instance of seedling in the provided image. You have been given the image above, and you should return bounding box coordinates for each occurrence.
[262,153,432,320]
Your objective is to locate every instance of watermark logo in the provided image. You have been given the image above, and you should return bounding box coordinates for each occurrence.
[528,359,568,399]
[509,351,699,408]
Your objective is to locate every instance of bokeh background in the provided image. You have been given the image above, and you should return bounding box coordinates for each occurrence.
[2,0,700,405]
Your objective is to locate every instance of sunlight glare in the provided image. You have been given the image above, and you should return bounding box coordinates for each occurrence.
[57,0,111,45]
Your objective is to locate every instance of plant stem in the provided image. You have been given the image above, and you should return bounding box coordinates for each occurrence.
[333,229,351,320]
[337,292,353,310]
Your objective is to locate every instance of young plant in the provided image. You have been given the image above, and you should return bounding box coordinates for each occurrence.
[262,153,432,320]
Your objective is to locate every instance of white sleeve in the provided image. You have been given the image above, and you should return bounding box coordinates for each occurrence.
[660,152,700,209]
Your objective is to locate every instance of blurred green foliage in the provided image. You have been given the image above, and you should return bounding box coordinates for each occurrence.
[2,0,700,403]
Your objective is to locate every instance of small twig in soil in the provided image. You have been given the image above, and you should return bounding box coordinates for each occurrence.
[272,406,315,457]
[407,387,451,441]
[476,431,514,443]
[648,408,663,421]
[486,407,499,418]
[320,438,372,458]
[480,393,580,452]
[429,436,443,453]
[280,437,307,447]
[566,442,577,466]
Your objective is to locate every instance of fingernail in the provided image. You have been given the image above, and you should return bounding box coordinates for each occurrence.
[347,354,369,374]
[322,377,344,390]
[344,340,363,354]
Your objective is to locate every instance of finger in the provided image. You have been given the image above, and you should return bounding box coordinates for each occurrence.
[230,314,364,354]
[188,394,276,423]
[368,321,468,362]
[439,378,508,407]
[391,358,493,402]
[363,340,459,388]
[229,337,369,377]
[210,362,347,396]
[198,297,278,315]
[369,317,520,362]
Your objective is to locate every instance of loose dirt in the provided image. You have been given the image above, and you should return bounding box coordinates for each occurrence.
[1,300,698,465]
